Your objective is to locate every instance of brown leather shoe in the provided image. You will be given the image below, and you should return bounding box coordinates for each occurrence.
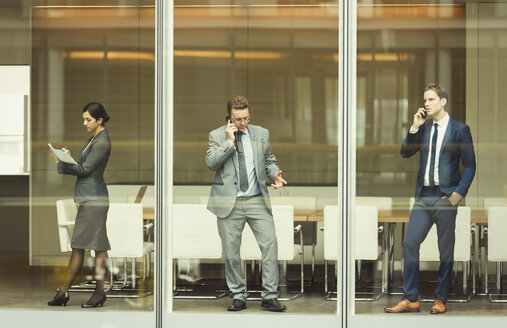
[430,299,447,314]
[384,299,420,313]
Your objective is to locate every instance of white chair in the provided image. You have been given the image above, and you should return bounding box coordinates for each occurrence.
[239,205,304,300]
[484,197,507,209]
[486,207,507,302]
[107,185,146,203]
[270,196,318,284]
[323,205,339,300]
[355,197,392,283]
[323,205,385,301]
[56,199,77,253]
[356,196,392,210]
[418,206,473,301]
[96,203,154,297]
[354,205,385,301]
[172,204,224,299]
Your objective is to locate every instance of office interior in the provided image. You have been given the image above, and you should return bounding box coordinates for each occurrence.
[1,0,507,326]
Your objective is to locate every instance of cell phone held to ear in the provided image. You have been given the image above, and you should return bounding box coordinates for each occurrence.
[421,109,427,119]
[225,115,239,150]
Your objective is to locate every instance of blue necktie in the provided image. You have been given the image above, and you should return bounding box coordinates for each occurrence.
[429,122,438,187]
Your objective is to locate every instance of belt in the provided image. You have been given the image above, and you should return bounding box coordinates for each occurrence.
[422,186,440,190]
[236,194,261,200]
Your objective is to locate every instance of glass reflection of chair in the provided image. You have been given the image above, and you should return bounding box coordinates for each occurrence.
[485,207,507,302]
[172,204,226,299]
[239,205,304,301]
[418,206,474,302]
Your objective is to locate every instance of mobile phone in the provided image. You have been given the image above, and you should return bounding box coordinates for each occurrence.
[225,115,239,150]
[421,109,427,119]
[225,115,237,134]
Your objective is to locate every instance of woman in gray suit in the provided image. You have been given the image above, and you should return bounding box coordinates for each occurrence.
[48,102,112,308]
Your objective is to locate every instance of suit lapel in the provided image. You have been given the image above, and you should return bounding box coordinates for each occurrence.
[248,126,260,171]
[423,121,432,154]
[79,139,93,164]
[439,117,454,157]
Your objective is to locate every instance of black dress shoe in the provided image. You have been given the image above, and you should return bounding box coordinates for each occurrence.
[227,299,247,311]
[261,298,287,312]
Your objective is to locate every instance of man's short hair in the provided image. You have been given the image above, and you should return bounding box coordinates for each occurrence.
[227,95,249,115]
[424,83,448,102]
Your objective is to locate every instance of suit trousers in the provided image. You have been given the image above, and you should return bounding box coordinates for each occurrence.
[402,186,458,304]
[217,195,279,301]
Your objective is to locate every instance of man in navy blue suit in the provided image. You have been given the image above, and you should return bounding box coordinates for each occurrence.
[385,83,476,314]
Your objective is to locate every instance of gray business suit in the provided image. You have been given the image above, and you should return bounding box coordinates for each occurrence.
[58,129,111,251]
[206,124,280,301]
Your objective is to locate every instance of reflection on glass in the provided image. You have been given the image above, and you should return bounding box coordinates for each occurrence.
[356,0,507,316]
[173,0,338,314]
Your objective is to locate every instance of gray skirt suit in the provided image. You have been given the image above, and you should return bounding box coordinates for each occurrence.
[57,129,111,251]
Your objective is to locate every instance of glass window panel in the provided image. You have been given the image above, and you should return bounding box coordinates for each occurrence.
[171,0,339,318]
[0,2,156,322]
[354,0,507,322]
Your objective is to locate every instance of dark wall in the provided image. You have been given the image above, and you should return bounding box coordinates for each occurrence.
[0,176,29,259]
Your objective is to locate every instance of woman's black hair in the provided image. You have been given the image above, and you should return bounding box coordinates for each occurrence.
[82,102,110,126]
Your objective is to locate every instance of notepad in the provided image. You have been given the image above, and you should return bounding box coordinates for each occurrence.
[48,143,78,165]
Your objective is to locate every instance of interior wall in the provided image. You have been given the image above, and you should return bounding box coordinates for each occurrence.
[0,2,31,259]
[30,4,155,265]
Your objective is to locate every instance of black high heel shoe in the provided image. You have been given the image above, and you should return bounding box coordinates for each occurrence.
[81,293,107,308]
[48,290,70,306]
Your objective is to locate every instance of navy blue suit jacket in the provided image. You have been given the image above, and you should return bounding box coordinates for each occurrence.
[400,117,476,199]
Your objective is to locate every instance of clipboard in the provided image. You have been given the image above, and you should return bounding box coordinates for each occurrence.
[48,143,78,165]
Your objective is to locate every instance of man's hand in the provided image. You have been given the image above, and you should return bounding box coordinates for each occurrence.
[226,119,238,142]
[411,108,427,130]
[271,170,287,189]
[442,192,462,206]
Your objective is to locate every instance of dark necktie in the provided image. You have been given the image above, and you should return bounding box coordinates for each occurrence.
[429,122,438,187]
[236,132,249,192]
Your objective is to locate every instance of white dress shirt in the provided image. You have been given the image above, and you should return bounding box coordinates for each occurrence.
[409,113,450,186]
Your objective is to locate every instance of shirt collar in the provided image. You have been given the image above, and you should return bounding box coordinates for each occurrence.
[434,112,449,129]
[241,127,250,137]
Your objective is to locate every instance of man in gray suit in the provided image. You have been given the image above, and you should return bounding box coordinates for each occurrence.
[206,95,288,312]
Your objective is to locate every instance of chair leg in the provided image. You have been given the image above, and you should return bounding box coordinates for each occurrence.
[485,255,489,295]
[324,260,328,294]
[463,261,467,294]
[497,262,502,293]
[311,243,316,284]
[132,258,136,289]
